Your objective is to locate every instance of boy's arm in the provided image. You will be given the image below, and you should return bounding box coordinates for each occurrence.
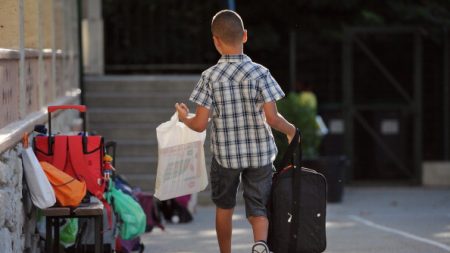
[263,101,297,143]
[175,103,209,132]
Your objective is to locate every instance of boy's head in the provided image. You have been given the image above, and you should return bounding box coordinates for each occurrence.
[211,10,247,53]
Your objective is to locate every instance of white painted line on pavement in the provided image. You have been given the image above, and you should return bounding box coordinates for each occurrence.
[349,215,450,252]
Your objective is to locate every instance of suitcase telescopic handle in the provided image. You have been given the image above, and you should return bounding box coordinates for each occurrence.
[47,105,87,136]
[48,105,86,113]
[47,105,88,156]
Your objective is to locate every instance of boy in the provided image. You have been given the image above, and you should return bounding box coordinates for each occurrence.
[175,9,296,253]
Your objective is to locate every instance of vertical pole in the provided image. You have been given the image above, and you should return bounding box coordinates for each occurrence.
[342,28,354,182]
[77,0,85,105]
[38,0,45,108]
[61,0,67,93]
[45,217,52,252]
[413,30,423,184]
[19,0,26,118]
[51,0,56,102]
[227,0,236,10]
[443,27,449,160]
[53,218,60,253]
[289,30,296,92]
[95,215,103,253]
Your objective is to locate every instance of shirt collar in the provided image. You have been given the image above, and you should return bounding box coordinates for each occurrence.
[218,54,251,63]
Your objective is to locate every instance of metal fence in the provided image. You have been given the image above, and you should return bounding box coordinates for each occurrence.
[312,26,449,183]
[0,0,80,130]
[103,0,226,73]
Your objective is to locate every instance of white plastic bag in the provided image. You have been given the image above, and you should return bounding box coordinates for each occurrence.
[154,112,208,201]
[22,142,56,209]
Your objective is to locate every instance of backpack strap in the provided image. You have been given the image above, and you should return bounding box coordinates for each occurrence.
[68,136,108,195]
[284,129,302,253]
[101,197,113,229]
[53,136,68,171]
[288,153,301,253]
[67,136,86,182]
[68,136,112,228]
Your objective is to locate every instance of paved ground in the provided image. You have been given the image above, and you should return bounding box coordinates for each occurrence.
[142,187,450,253]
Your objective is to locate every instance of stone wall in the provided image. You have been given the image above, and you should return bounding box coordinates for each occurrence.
[0,110,78,253]
[0,149,24,253]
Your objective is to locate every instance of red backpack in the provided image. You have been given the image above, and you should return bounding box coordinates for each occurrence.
[34,105,106,199]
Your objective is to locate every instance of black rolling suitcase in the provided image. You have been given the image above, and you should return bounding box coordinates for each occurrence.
[268,129,327,253]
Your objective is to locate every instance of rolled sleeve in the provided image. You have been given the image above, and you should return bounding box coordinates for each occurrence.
[258,72,285,103]
[189,75,213,109]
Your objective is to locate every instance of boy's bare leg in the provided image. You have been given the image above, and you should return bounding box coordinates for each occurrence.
[216,207,234,253]
[248,216,269,242]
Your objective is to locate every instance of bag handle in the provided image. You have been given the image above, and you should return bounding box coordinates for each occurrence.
[277,128,302,172]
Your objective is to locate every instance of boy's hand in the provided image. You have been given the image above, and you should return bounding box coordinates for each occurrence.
[287,128,300,144]
[287,134,294,144]
[174,104,209,132]
[175,103,189,122]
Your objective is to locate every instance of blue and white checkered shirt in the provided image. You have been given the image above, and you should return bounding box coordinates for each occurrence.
[189,54,285,169]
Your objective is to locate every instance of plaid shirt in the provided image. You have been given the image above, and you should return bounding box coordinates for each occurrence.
[189,54,285,169]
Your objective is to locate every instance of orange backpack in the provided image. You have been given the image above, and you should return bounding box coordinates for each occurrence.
[40,162,87,207]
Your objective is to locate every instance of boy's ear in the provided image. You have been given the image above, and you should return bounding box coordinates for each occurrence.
[213,35,221,46]
[212,35,223,54]
[213,35,220,44]
[242,29,248,44]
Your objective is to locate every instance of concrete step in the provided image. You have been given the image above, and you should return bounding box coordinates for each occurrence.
[115,156,158,175]
[85,91,193,108]
[119,141,211,159]
[108,139,157,157]
[88,108,174,124]
[114,153,212,174]
[89,123,159,141]
[84,75,199,93]
[84,75,213,196]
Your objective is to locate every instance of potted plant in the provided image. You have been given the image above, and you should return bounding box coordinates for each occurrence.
[274,92,347,203]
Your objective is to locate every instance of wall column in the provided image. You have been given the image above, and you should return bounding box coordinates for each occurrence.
[82,0,104,75]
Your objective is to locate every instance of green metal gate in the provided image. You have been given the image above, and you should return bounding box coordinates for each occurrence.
[342,27,423,184]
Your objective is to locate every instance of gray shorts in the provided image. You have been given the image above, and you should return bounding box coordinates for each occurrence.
[210,157,274,218]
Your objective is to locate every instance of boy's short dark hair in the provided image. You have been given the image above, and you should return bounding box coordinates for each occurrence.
[211,10,244,46]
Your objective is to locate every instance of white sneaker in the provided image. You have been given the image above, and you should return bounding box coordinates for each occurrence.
[252,241,270,253]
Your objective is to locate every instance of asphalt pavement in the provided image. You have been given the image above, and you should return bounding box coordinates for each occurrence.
[142,186,450,253]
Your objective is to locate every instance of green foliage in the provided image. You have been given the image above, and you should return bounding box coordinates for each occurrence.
[387,1,450,26]
[274,92,322,164]
[360,10,385,25]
